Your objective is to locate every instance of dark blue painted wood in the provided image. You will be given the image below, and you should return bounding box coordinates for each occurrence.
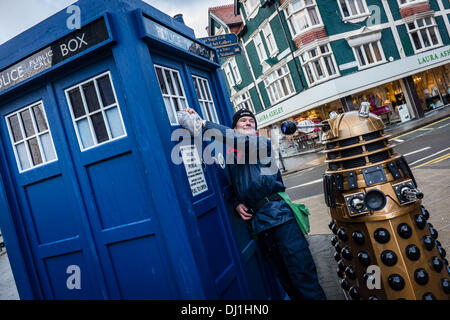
[0,0,282,300]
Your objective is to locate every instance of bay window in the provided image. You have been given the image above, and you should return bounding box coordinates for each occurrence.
[300,44,339,86]
[233,91,255,113]
[338,0,369,19]
[285,0,322,37]
[264,65,295,104]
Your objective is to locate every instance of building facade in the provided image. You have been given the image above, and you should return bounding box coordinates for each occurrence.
[207,0,450,164]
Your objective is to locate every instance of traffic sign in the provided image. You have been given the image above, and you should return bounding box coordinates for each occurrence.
[216,44,242,58]
[200,33,238,48]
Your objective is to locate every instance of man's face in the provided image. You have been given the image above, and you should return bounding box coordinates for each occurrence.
[235,116,256,135]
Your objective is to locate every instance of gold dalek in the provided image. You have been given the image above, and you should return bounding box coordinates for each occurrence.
[282,104,449,300]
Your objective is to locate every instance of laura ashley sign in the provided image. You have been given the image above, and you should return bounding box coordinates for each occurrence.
[0,18,109,93]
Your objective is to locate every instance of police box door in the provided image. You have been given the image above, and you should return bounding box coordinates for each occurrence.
[150,53,279,299]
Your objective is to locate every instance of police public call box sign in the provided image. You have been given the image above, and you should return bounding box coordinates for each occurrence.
[0,18,109,93]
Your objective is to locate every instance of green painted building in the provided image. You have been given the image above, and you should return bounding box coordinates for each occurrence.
[208,0,450,164]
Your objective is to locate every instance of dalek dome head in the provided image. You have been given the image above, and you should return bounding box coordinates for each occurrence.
[323,111,385,143]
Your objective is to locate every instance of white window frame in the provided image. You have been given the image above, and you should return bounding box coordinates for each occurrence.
[264,65,295,105]
[262,23,279,57]
[300,43,340,86]
[224,63,235,87]
[229,58,242,84]
[154,65,190,126]
[337,0,370,21]
[243,0,260,20]
[192,75,220,124]
[398,0,429,8]
[406,16,442,54]
[5,101,58,173]
[233,91,255,114]
[284,0,323,39]
[65,71,127,151]
[351,40,386,70]
[253,33,268,63]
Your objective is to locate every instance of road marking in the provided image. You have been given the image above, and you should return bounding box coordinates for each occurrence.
[391,116,450,140]
[287,178,322,190]
[413,152,450,169]
[409,147,450,166]
[438,123,450,129]
[392,138,404,143]
[403,147,431,157]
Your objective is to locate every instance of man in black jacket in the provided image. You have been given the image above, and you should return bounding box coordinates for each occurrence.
[178,108,326,300]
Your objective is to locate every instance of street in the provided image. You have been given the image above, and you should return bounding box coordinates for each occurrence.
[283,116,450,200]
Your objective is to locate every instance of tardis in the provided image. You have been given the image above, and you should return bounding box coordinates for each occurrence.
[0,0,282,299]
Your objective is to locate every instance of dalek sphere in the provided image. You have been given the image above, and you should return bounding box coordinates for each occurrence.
[315,110,450,300]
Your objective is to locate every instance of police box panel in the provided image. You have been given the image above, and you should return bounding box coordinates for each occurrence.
[149,52,249,299]
[51,57,181,299]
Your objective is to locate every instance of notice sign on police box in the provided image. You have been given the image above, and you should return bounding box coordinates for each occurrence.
[180,145,208,197]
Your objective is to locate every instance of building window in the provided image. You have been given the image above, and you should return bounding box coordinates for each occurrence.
[398,0,427,7]
[407,17,442,53]
[224,64,235,87]
[154,65,189,125]
[352,41,386,69]
[66,72,126,151]
[233,91,255,113]
[244,0,260,19]
[338,0,369,19]
[264,65,295,105]
[285,0,322,37]
[230,58,242,84]
[6,102,57,172]
[300,44,339,86]
[253,33,268,62]
[262,23,278,57]
[192,75,220,123]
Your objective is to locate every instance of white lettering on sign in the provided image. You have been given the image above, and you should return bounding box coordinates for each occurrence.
[60,33,88,57]
[180,145,208,197]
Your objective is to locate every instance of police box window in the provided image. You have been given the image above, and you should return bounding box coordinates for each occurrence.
[5,101,57,172]
[154,65,189,125]
[192,75,219,124]
[65,71,126,151]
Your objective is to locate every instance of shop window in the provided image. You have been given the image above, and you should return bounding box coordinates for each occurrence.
[6,102,57,172]
[407,17,442,53]
[300,44,339,86]
[337,0,369,20]
[264,65,295,105]
[413,66,450,112]
[192,75,220,124]
[352,41,386,69]
[262,23,278,57]
[285,0,322,38]
[154,65,189,125]
[66,72,126,150]
[253,33,268,63]
[233,91,255,114]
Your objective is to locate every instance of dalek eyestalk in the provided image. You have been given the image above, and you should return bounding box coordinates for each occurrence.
[282,108,449,300]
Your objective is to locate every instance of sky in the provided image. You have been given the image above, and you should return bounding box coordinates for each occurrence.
[0,0,234,45]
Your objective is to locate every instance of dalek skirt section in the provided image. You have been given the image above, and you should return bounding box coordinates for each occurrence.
[322,111,449,300]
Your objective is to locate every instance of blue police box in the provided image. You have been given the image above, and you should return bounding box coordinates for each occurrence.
[0,0,283,299]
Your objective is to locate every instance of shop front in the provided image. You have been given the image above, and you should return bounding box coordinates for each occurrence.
[413,63,450,112]
[351,79,414,126]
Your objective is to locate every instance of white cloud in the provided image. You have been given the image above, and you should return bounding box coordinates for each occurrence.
[0,0,234,45]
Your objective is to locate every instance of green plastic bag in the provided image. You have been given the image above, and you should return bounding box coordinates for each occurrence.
[278,192,310,236]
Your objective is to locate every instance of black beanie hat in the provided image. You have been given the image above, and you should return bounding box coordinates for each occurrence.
[232,109,257,130]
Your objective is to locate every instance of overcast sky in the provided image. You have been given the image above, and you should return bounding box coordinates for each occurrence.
[0,0,234,45]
